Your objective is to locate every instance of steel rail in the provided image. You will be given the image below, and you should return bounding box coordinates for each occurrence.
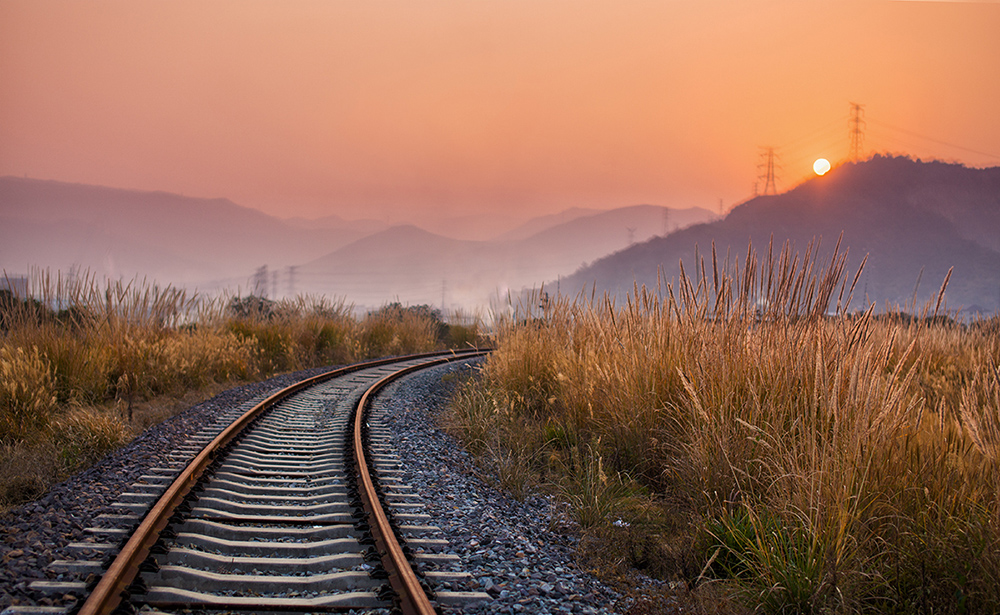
[352,351,488,615]
[77,348,485,615]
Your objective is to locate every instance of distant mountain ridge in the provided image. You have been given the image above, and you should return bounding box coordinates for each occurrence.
[496,207,602,241]
[282,213,388,236]
[559,156,1000,313]
[0,177,362,290]
[299,205,717,308]
[0,176,716,308]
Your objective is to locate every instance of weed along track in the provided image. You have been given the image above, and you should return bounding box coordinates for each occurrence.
[19,350,490,615]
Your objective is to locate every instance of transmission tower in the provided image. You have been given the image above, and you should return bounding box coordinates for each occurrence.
[253,265,268,297]
[626,227,636,246]
[849,102,866,162]
[285,266,297,297]
[756,146,779,195]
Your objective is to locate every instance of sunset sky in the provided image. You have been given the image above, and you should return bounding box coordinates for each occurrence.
[2,0,998,231]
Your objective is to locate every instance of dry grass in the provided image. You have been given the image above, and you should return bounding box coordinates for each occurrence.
[448,240,1000,614]
[1,270,483,512]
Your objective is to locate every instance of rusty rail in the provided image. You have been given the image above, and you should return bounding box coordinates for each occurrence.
[77,349,485,615]
[352,355,483,615]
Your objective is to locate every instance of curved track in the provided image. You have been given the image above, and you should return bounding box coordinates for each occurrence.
[34,350,489,615]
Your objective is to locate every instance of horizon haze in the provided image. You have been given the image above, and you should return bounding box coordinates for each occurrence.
[0,174,718,308]
[2,1,999,232]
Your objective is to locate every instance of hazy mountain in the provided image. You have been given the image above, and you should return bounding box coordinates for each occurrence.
[0,175,716,308]
[299,205,716,309]
[300,225,506,308]
[0,177,370,291]
[410,212,528,241]
[512,205,716,275]
[558,157,1000,314]
[496,207,603,241]
[283,213,388,236]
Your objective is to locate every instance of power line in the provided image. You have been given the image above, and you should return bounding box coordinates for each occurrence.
[777,116,846,150]
[866,128,936,157]
[750,102,996,201]
[772,128,849,188]
[867,118,1000,160]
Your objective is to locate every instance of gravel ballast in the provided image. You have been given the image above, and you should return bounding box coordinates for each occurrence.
[0,367,333,611]
[371,358,625,615]
[1,358,651,614]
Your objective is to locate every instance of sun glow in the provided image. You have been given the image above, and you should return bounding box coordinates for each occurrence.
[813,158,832,176]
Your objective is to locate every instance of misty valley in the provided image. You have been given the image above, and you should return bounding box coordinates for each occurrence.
[4,156,1000,317]
[3,156,1000,614]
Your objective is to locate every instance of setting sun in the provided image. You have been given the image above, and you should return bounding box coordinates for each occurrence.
[813,158,832,176]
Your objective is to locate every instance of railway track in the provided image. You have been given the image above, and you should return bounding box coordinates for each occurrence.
[16,350,490,615]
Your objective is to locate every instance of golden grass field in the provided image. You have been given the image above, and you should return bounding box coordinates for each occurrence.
[3,247,997,613]
[0,270,479,510]
[447,242,1000,614]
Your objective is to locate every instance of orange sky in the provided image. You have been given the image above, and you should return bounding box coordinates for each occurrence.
[2,0,998,227]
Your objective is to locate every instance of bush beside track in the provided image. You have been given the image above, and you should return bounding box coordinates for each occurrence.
[0,275,482,511]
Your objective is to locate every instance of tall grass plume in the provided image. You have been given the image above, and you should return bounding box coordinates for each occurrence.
[1,270,484,511]
[449,239,999,613]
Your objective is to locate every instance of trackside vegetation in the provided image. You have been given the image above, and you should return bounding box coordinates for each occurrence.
[0,271,481,511]
[447,240,999,614]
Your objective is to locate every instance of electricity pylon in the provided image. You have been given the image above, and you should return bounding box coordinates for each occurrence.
[286,266,298,297]
[849,102,866,162]
[757,146,779,195]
